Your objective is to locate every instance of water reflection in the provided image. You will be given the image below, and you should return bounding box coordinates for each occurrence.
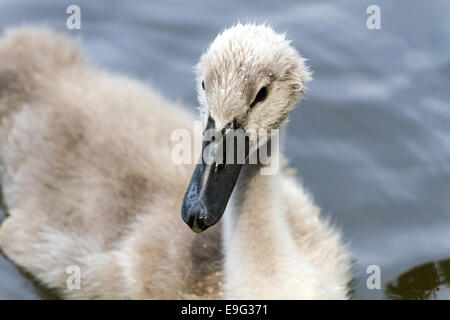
[386,259,450,300]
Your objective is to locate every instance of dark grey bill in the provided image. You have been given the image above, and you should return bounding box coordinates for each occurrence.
[181,118,246,232]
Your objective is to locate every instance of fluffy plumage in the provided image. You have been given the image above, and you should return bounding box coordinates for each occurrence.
[0,24,351,299]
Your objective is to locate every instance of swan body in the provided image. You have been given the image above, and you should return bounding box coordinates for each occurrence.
[0,24,351,299]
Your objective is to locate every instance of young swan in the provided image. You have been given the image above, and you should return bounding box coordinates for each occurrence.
[0,24,351,299]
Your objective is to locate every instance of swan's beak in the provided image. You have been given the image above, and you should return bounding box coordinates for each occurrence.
[181,120,244,232]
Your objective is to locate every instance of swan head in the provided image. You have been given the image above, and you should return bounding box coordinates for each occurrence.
[182,23,311,232]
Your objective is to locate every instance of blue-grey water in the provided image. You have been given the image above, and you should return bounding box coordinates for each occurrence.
[0,0,449,299]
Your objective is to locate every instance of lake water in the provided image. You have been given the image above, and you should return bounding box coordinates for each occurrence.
[0,0,449,299]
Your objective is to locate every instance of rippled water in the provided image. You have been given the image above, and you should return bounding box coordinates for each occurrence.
[0,0,449,299]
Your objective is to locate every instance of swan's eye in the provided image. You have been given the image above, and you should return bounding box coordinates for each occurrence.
[250,87,268,108]
[202,80,205,90]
